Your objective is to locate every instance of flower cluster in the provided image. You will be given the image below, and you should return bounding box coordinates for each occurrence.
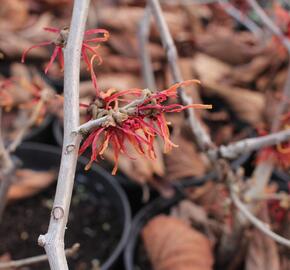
[21,26,109,91]
[79,80,212,174]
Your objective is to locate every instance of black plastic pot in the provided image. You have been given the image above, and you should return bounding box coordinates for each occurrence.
[124,194,183,270]
[52,118,145,203]
[123,152,251,270]
[13,142,131,270]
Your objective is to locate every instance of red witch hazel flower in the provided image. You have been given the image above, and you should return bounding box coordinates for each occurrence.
[21,27,109,85]
[78,80,212,175]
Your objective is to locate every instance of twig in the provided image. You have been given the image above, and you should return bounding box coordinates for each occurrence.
[147,0,214,151]
[38,1,90,270]
[0,109,14,221]
[247,0,290,51]
[138,6,157,90]
[209,128,290,159]
[74,116,109,134]
[0,243,80,269]
[8,95,45,153]
[245,0,290,204]
[218,0,263,37]
[231,190,290,247]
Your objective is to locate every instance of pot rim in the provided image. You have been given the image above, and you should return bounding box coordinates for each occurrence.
[17,142,131,270]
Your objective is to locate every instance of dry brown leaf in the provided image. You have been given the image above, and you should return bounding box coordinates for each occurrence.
[79,74,140,98]
[192,53,231,83]
[231,55,274,86]
[98,7,187,39]
[0,0,29,31]
[196,27,265,65]
[7,169,57,201]
[142,215,213,270]
[164,124,207,181]
[103,140,164,185]
[101,55,140,73]
[109,33,164,60]
[245,206,280,270]
[203,81,265,125]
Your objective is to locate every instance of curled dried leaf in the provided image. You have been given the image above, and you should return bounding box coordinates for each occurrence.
[142,215,213,270]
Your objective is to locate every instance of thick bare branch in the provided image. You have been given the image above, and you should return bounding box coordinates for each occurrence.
[38,1,90,270]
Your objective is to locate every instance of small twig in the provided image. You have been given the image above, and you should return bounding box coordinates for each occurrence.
[147,0,214,152]
[209,128,290,159]
[218,0,263,37]
[247,0,290,51]
[74,116,109,134]
[38,1,90,270]
[8,98,45,153]
[246,0,290,208]
[138,6,157,90]
[0,243,80,269]
[231,191,290,247]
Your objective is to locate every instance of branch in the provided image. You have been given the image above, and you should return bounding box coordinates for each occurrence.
[247,0,290,51]
[231,191,290,247]
[38,1,90,270]
[246,0,290,205]
[209,128,290,159]
[7,90,49,153]
[147,0,214,151]
[0,244,80,269]
[74,116,109,134]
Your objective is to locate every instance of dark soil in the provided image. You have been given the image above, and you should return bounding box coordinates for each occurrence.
[0,173,122,270]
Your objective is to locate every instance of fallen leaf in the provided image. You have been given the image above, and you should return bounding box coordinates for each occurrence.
[142,215,214,270]
[202,81,265,125]
[7,169,57,201]
[196,26,266,65]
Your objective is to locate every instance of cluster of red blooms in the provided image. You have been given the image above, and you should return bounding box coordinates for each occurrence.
[21,28,211,174]
[21,26,109,91]
[79,80,212,174]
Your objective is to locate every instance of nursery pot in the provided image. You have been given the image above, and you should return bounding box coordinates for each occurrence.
[124,152,251,270]
[124,194,183,270]
[0,142,131,270]
[52,117,144,200]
